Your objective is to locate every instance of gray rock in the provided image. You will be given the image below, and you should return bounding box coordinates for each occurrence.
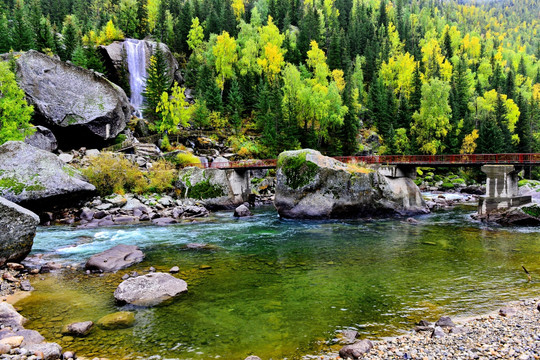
[62,351,75,360]
[234,204,252,217]
[15,50,130,144]
[23,342,62,360]
[85,245,144,272]
[0,197,39,266]
[211,156,230,168]
[152,217,177,226]
[85,149,100,157]
[435,316,456,327]
[20,280,34,291]
[274,149,428,219]
[62,321,93,336]
[169,266,179,273]
[431,326,446,338]
[0,302,27,330]
[339,339,373,359]
[0,142,95,211]
[57,154,73,163]
[244,357,261,360]
[483,204,540,226]
[113,215,139,225]
[16,329,45,346]
[499,307,517,317]
[96,311,135,330]
[337,330,358,344]
[24,126,58,152]
[114,272,188,306]
[122,198,145,211]
[177,167,250,209]
[183,205,209,218]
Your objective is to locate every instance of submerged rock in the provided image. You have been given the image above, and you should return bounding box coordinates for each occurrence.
[177,167,250,209]
[478,204,540,226]
[274,149,428,219]
[15,50,131,147]
[0,141,95,211]
[114,272,188,306]
[97,312,135,330]
[0,197,39,266]
[85,245,144,272]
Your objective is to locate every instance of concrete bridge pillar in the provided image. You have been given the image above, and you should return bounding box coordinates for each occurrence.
[478,165,531,215]
[377,165,417,179]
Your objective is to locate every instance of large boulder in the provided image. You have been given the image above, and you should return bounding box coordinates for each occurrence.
[24,126,58,152]
[274,149,428,219]
[114,272,188,306]
[478,204,540,226]
[15,50,131,147]
[177,167,250,210]
[0,302,27,330]
[0,197,39,266]
[99,39,181,89]
[0,141,95,211]
[85,244,144,272]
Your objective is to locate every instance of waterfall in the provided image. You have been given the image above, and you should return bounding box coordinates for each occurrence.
[125,39,147,118]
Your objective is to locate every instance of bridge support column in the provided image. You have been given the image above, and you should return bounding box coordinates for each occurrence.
[478,165,531,215]
[377,165,417,179]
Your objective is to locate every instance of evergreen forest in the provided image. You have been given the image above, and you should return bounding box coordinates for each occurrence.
[1,0,540,159]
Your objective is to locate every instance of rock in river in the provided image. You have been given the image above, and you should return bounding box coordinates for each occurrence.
[97,312,135,330]
[339,339,373,359]
[0,197,39,266]
[274,149,428,219]
[23,342,62,360]
[85,244,144,272]
[0,141,95,211]
[0,302,27,330]
[15,50,131,147]
[114,272,188,306]
[62,321,94,336]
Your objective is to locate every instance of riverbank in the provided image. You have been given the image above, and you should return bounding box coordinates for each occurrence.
[311,298,540,360]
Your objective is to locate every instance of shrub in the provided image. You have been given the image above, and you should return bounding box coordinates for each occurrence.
[441,182,455,190]
[176,153,201,168]
[82,153,146,195]
[147,160,176,193]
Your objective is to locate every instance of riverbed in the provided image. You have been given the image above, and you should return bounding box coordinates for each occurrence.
[16,205,540,359]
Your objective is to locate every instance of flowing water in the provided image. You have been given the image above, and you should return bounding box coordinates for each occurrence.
[124,39,147,118]
[17,206,540,359]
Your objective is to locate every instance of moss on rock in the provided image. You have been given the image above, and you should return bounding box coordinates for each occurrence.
[278,152,318,190]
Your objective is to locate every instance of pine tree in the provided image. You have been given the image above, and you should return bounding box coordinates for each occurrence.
[11,0,34,51]
[61,15,80,61]
[442,27,453,60]
[154,0,168,42]
[410,63,423,114]
[227,79,244,132]
[515,93,532,153]
[297,5,320,61]
[137,0,149,38]
[36,16,56,52]
[495,93,513,153]
[490,63,504,92]
[478,116,503,154]
[377,0,387,30]
[0,13,12,53]
[517,55,527,77]
[340,70,359,155]
[504,69,515,99]
[327,29,342,71]
[143,46,171,122]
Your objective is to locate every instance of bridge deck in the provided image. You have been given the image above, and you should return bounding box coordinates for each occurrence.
[191,153,540,170]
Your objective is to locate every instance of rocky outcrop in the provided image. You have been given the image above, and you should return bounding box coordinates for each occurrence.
[15,50,131,147]
[0,197,39,266]
[0,141,95,211]
[0,303,27,330]
[177,167,250,210]
[85,245,144,272]
[274,149,428,219]
[114,272,188,306]
[476,204,540,226]
[99,39,181,88]
[24,126,58,152]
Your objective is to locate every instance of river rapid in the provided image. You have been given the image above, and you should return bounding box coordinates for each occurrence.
[16,205,540,359]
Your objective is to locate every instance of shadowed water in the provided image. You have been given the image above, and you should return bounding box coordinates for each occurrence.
[17,206,540,359]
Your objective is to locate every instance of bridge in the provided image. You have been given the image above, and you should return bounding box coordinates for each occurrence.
[203,153,540,170]
[192,153,539,217]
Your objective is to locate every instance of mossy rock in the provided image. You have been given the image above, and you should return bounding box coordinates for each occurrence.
[97,312,135,330]
[523,205,540,218]
[414,179,423,186]
[451,178,465,185]
[277,151,318,190]
[441,182,455,190]
[433,175,442,182]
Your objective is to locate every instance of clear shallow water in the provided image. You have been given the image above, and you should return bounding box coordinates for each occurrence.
[18,206,540,359]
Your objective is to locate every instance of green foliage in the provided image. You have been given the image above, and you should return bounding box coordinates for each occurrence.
[278,152,318,190]
[522,205,540,218]
[143,46,171,122]
[0,62,35,145]
[155,83,193,134]
[175,152,201,167]
[146,160,176,193]
[0,175,45,195]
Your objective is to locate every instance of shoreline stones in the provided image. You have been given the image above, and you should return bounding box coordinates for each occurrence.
[85,245,144,273]
[114,272,188,306]
[61,321,94,337]
[234,204,252,217]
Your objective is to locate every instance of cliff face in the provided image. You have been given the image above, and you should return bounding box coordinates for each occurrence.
[274,149,428,219]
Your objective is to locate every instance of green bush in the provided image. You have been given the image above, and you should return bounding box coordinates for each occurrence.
[176,153,201,168]
[82,153,146,195]
[146,160,176,193]
[441,182,455,190]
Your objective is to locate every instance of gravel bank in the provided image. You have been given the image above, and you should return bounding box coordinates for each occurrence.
[308,298,540,360]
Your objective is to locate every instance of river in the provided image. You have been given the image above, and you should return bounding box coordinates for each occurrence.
[16,205,540,359]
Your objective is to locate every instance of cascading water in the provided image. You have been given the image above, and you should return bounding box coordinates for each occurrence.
[124,39,147,118]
